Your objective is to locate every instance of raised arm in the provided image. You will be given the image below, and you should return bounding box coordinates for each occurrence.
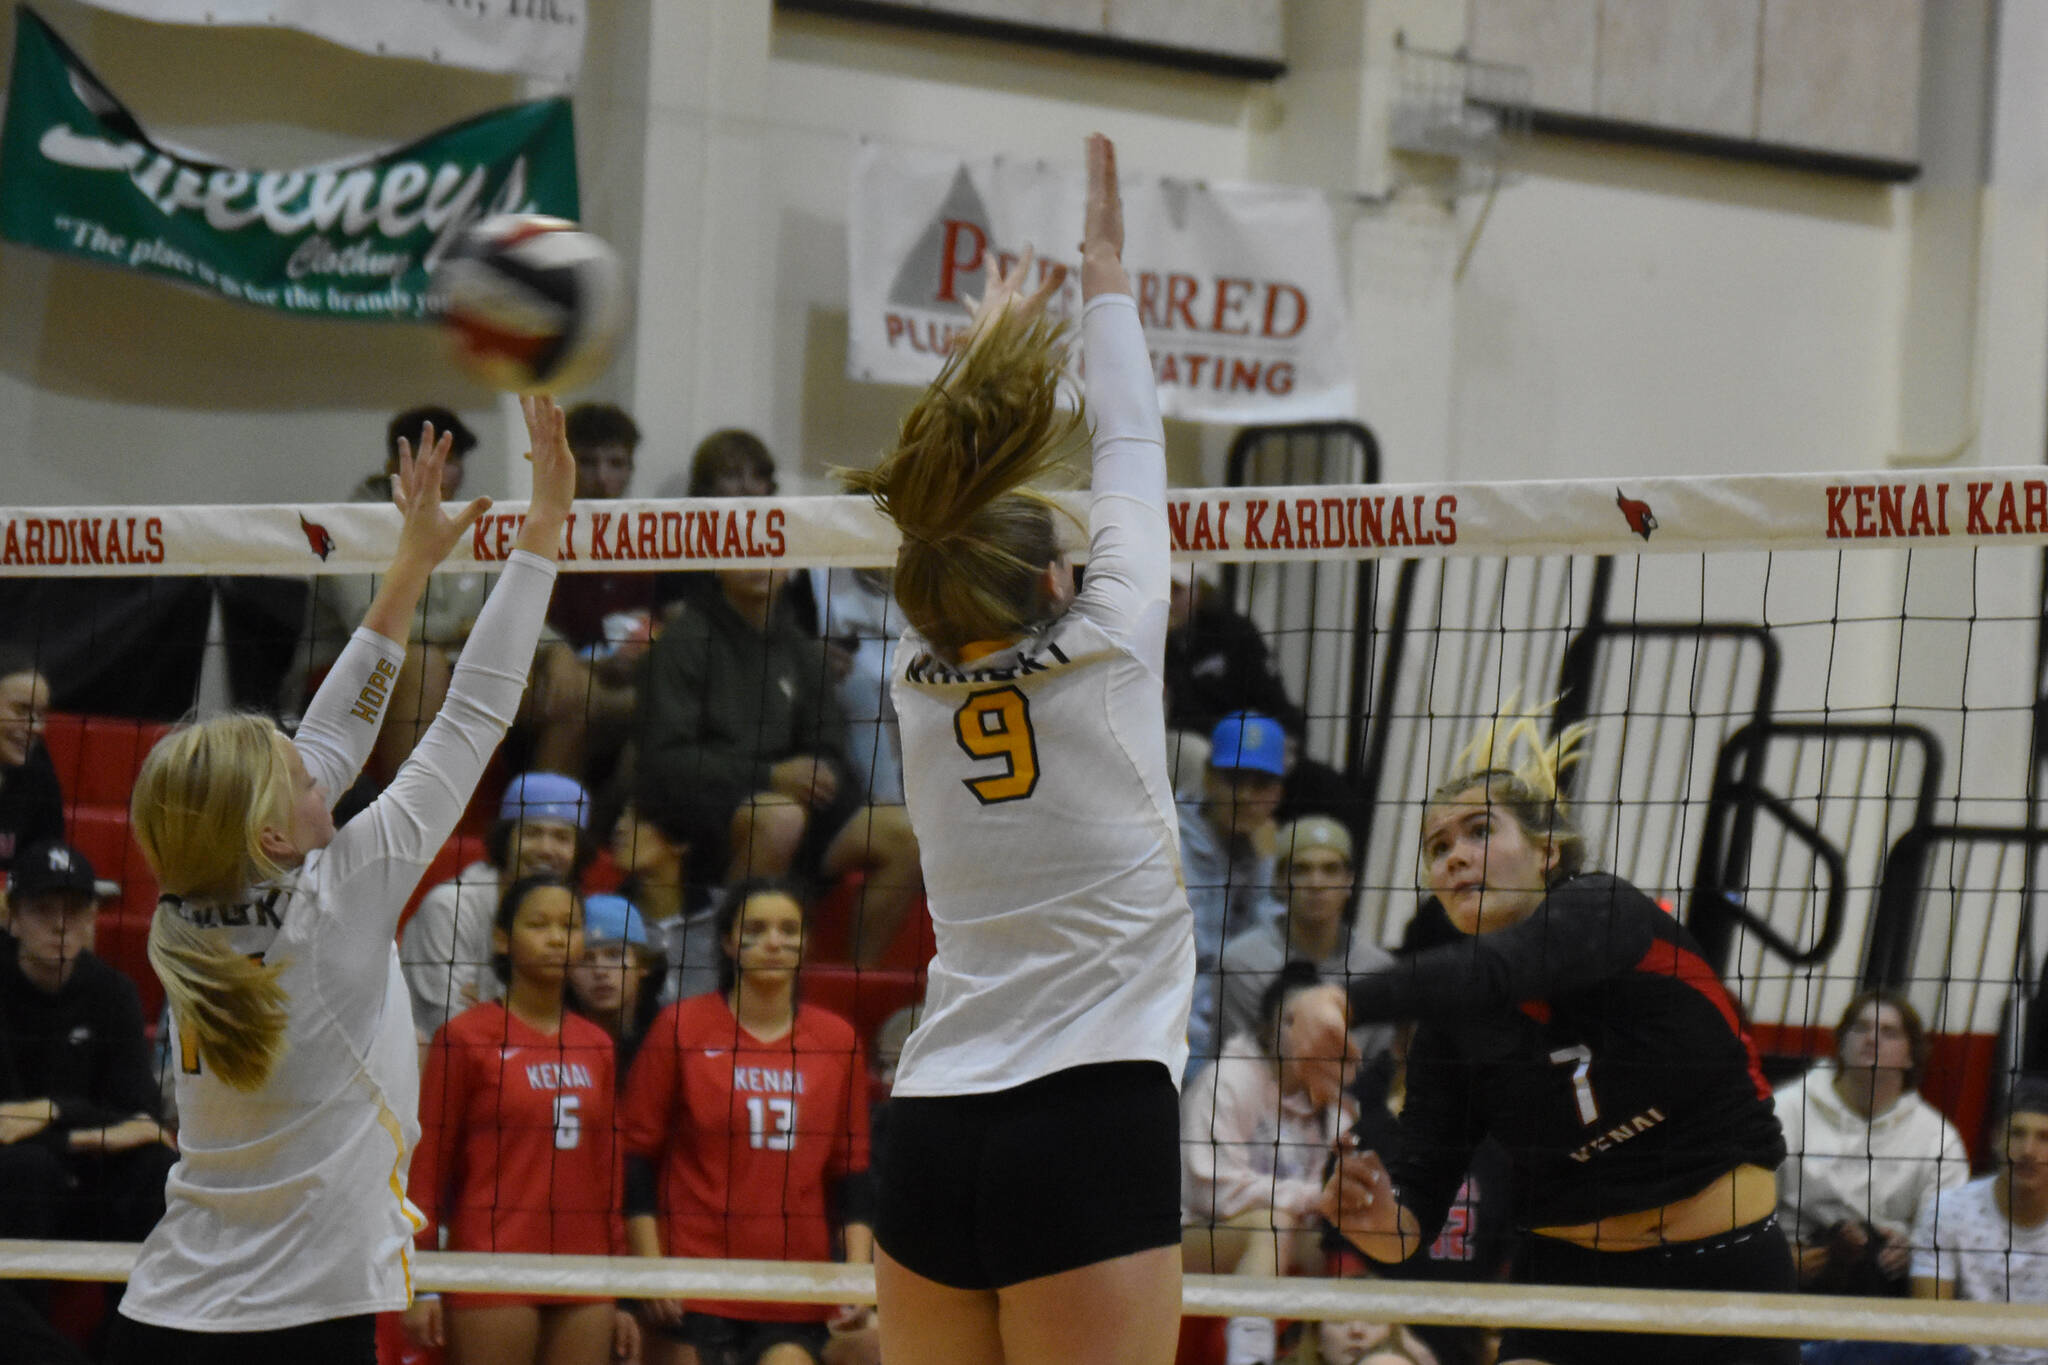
[295,425,493,798]
[321,398,574,952]
[1346,877,1658,1023]
[1071,134,1170,659]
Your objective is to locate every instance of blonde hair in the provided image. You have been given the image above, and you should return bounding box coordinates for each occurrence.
[1430,696,1592,884]
[842,308,1084,660]
[131,715,294,1091]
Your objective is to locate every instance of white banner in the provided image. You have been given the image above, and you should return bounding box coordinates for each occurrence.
[847,140,1356,424]
[3,469,2045,576]
[72,0,585,83]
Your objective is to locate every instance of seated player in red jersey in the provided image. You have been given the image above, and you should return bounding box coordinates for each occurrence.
[403,874,637,1365]
[621,878,874,1365]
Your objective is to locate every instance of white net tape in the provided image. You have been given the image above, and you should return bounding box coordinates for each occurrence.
[2,465,2044,576]
[7,1241,2046,1346]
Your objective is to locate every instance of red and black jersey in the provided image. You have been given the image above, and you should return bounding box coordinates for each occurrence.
[620,993,869,1321]
[411,1003,622,1256]
[1347,874,1784,1242]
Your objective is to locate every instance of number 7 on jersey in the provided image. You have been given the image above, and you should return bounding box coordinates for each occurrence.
[954,685,1040,803]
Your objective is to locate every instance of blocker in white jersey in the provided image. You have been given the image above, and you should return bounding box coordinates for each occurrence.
[890,482,1193,1095]
[854,135,1190,1365]
[109,402,575,1364]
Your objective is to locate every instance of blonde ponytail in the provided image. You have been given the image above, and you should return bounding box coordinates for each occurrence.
[842,307,1084,660]
[147,907,290,1091]
[132,715,296,1091]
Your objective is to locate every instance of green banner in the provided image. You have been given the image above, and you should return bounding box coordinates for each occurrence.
[0,8,579,320]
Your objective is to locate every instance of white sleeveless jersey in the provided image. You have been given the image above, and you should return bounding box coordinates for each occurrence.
[890,294,1195,1097]
[122,551,557,1333]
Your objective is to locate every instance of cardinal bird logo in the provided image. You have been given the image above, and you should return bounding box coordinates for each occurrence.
[299,513,337,561]
[1616,490,1658,541]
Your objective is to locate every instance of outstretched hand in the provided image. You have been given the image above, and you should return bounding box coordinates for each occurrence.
[392,421,493,571]
[1081,132,1130,300]
[514,395,576,559]
[962,244,1066,350]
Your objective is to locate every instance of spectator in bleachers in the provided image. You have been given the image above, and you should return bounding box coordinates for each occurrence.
[0,649,61,881]
[1213,815,1394,1063]
[611,801,723,1005]
[400,772,595,1034]
[1905,1075,2048,1364]
[0,841,174,1352]
[809,568,905,806]
[309,407,488,787]
[662,428,829,635]
[566,892,661,1071]
[614,802,717,997]
[1182,710,1289,1066]
[622,878,873,1365]
[404,874,636,1365]
[1288,1319,1439,1365]
[1184,965,1357,1365]
[1166,567,1303,741]
[636,565,920,966]
[531,403,655,788]
[549,402,650,648]
[1335,1018,1513,1365]
[1776,991,1968,1297]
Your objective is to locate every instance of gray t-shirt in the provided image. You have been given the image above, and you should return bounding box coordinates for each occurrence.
[1913,1175,2048,1363]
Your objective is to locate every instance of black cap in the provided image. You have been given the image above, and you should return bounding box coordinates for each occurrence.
[9,841,99,901]
[386,405,479,462]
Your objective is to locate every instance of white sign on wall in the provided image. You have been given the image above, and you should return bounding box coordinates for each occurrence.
[848,140,1356,424]
[72,0,585,83]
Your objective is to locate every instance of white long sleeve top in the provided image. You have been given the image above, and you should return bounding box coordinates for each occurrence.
[891,293,1196,1096]
[122,549,557,1333]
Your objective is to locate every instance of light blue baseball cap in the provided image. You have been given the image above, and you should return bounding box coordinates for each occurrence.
[499,771,591,829]
[1209,711,1288,778]
[581,894,648,949]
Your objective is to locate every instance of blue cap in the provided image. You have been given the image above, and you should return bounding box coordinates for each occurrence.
[1209,711,1287,778]
[498,771,591,829]
[581,894,648,949]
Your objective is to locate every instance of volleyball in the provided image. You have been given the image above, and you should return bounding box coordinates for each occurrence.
[432,214,626,394]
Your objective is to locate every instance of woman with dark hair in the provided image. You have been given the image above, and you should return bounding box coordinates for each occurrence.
[0,646,61,878]
[404,874,633,1365]
[1323,708,1794,1365]
[620,879,871,1365]
[1775,989,1968,1295]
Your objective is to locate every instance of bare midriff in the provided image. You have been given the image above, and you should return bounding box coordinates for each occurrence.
[1530,1164,1777,1251]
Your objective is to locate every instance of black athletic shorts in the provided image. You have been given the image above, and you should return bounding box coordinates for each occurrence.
[874,1059,1181,1291]
[1499,1215,1799,1365]
[105,1311,376,1365]
[654,1311,829,1365]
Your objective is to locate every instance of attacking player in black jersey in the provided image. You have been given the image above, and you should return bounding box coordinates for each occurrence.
[1324,707,1795,1365]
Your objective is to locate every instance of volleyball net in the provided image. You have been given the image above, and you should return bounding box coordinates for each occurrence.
[4,459,2048,1353]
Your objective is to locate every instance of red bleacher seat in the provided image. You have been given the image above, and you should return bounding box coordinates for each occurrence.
[807,871,934,970]
[801,965,924,1048]
[43,713,173,808]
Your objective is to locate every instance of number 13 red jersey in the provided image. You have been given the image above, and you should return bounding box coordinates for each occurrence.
[620,993,869,1320]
